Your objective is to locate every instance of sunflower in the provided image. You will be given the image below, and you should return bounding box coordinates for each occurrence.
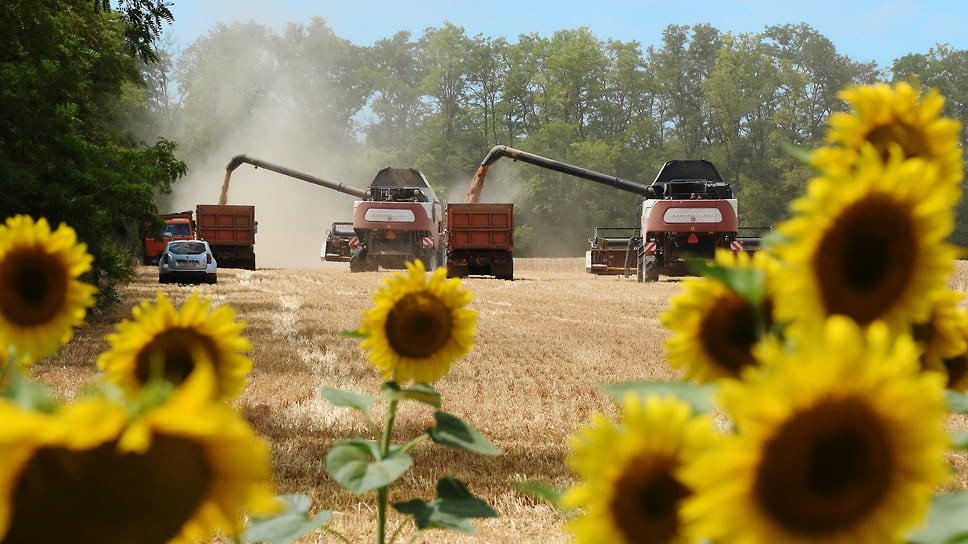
[773,148,959,335]
[562,394,717,544]
[359,259,476,384]
[97,291,253,402]
[811,81,964,192]
[933,308,968,392]
[911,288,968,373]
[0,388,277,544]
[681,316,950,544]
[0,215,97,359]
[660,249,777,382]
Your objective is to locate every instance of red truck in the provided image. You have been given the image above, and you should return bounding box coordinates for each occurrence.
[143,212,195,265]
[195,204,257,270]
[445,203,513,280]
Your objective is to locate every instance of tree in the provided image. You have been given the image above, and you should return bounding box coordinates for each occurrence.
[0,0,186,304]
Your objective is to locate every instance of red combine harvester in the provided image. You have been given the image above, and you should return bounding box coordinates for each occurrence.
[475,145,766,282]
[224,155,444,272]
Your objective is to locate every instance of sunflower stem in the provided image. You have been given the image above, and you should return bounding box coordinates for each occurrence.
[399,433,429,453]
[377,399,400,544]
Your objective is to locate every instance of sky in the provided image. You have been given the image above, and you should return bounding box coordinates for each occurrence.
[166,0,966,69]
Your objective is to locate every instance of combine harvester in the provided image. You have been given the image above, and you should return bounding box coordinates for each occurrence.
[223,155,444,272]
[473,145,768,282]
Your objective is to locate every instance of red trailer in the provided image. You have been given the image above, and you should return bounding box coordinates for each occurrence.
[195,204,257,270]
[445,203,513,280]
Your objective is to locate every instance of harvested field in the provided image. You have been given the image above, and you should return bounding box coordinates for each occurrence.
[32,258,968,543]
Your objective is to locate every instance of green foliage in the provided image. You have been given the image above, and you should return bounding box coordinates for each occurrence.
[1,0,185,305]
[393,478,498,534]
[601,381,718,414]
[242,494,332,544]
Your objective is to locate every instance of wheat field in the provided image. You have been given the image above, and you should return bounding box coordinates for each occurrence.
[32,258,968,543]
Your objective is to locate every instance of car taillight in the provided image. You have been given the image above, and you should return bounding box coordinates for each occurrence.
[162,254,169,264]
[206,253,212,264]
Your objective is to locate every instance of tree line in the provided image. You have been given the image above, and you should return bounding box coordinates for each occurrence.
[154,19,968,254]
[3,3,967,297]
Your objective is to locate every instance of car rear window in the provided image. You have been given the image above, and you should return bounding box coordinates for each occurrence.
[169,241,206,254]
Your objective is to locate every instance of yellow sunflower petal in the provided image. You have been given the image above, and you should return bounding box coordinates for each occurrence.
[660,249,778,382]
[563,393,718,544]
[0,392,275,544]
[681,316,950,544]
[812,81,964,191]
[0,215,97,359]
[359,259,477,384]
[773,148,959,335]
[97,291,253,402]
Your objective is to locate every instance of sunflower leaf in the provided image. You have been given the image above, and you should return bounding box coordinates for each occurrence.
[601,381,717,414]
[326,439,413,494]
[508,478,565,509]
[320,386,378,414]
[393,477,498,533]
[688,259,766,306]
[952,432,968,450]
[782,142,813,165]
[946,391,968,414]
[907,492,968,544]
[380,382,442,408]
[340,329,369,338]
[429,411,502,455]
[241,493,332,544]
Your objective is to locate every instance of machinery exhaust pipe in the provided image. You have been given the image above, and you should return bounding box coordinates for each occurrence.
[225,154,370,199]
[480,145,654,197]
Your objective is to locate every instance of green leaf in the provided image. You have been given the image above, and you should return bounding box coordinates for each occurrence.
[601,381,717,414]
[952,432,968,450]
[689,259,766,306]
[241,494,331,544]
[393,477,498,533]
[908,492,968,544]
[782,142,813,165]
[509,478,565,509]
[326,438,413,494]
[947,391,968,414]
[320,386,377,414]
[428,412,502,455]
[340,329,369,338]
[380,382,442,408]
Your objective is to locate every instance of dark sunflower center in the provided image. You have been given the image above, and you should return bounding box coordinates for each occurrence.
[4,435,211,544]
[609,455,690,544]
[698,292,768,376]
[0,248,69,327]
[944,355,968,389]
[135,328,218,387]
[384,292,453,359]
[754,397,892,536]
[866,123,930,161]
[813,195,916,325]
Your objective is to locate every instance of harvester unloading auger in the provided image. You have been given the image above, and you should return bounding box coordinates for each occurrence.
[468,145,749,282]
[223,154,444,272]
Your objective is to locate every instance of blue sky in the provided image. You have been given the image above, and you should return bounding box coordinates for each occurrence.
[167,0,965,69]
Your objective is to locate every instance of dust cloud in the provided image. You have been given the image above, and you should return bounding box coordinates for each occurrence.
[156,27,379,269]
